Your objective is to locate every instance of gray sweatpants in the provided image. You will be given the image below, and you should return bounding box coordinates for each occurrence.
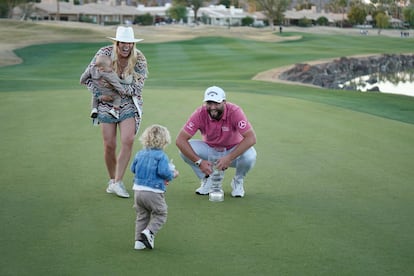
[134,190,168,240]
[179,139,257,180]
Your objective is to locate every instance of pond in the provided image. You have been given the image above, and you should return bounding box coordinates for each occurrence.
[344,71,414,97]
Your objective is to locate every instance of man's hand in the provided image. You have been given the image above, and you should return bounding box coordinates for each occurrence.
[199,160,213,176]
[215,155,232,171]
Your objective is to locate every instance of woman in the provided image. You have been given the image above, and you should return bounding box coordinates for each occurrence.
[81,26,148,198]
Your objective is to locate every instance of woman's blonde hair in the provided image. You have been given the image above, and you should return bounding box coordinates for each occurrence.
[112,41,140,81]
[139,124,171,149]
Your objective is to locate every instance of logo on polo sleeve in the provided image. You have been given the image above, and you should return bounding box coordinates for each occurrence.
[186,122,195,131]
[238,120,247,129]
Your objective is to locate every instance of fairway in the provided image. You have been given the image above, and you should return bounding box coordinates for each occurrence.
[1,22,414,275]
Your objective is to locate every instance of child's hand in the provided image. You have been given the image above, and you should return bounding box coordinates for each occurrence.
[99,95,113,102]
[173,169,179,178]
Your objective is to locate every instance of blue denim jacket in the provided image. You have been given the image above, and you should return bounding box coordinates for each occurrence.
[130,148,173,192]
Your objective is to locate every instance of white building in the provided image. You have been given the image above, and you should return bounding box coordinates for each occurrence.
[19,0,345,27]
[187,5,247,26]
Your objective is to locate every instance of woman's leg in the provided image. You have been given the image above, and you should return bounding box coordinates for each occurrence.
[115,117,136,182]
[101,122,117,180]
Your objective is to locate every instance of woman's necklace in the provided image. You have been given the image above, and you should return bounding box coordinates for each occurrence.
[117,59,127,79]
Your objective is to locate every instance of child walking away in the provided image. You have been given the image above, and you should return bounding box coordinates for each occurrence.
[131,124,179,250]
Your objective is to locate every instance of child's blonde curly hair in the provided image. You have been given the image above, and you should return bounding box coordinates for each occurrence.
[139,124,171,149]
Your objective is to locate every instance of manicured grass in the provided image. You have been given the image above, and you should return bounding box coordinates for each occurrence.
[0,27,414,275]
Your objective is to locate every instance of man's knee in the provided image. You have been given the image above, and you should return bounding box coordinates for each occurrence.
[238,148,257,168]
[247,151,257,165]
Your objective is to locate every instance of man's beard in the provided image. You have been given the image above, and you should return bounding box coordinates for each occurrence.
[208,109,223,120]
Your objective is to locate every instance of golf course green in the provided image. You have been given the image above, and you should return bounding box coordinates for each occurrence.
[0,21,413,275]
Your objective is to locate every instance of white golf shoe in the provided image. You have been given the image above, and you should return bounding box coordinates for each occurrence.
[231,177,245,197]
[195,177,212,195]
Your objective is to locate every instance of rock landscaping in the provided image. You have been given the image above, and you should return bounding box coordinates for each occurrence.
[278,54,414,90]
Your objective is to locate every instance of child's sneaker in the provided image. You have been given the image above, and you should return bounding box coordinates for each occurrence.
[134,240,146,250]
[109,108,119,119]
[92,118,99,126]
[141,229,155,249]
[90,108,98,118]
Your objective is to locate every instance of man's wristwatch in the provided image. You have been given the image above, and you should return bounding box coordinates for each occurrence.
[194,159,202,167]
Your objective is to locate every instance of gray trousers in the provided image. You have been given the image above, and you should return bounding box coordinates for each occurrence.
[134,190,168,240]
[179,139,257,180]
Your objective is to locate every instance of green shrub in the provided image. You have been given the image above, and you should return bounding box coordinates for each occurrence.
[242,16,254,26]
[134,13,153,25]
[316,16,329,26]
[298,17,312,27]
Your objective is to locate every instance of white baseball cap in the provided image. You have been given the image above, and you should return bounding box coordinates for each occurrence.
[203,86,226,103]
[108,26,143,43]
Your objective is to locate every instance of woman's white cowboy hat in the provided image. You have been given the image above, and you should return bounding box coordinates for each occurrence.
[108,26,143,43]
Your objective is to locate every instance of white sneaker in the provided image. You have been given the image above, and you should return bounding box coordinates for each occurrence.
[105,179,114,193]
[141,229,155,249]
[106,180,115,194]
[90,108,98,118]
[109,108,119,119]
[134,240,146,250]
[231,177,245,197]
[195,177,212,195]
[106,181,130,198]
[92,118,99,126]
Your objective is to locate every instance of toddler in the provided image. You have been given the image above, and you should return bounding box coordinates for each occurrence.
[80,54,124,120]
[131,124,179,250]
